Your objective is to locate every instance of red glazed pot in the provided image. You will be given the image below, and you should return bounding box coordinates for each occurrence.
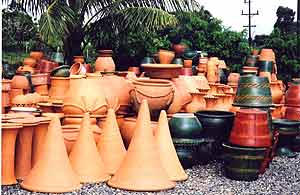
[285,80,300,107]
[229,109,272,147]
[285,106,300,120]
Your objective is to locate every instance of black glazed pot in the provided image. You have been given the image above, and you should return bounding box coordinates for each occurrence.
[222,143,267,181]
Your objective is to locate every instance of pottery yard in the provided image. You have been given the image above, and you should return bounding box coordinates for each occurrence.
[1,0,300,194]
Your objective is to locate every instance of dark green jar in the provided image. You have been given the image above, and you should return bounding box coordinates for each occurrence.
[182,50,198,60]
[233,75,272,107]
[172,57,184,65]
[258,61,273,72]
[222,143,267,181]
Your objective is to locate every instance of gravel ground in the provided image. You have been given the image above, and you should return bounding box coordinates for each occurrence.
[2,156,300,195]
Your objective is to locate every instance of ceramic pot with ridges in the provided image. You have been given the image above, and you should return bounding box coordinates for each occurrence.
[48,77,70,102]
[270,81,284,104]
[95,50,115,72]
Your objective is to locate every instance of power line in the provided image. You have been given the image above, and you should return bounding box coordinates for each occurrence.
[241,0,259,46]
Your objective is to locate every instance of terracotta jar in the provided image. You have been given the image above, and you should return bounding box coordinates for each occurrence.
[229,109,272,147]
[285,107,300,120]
[1,123,23,185]
[168,78,192,114]
[69,62,86,75]
[183,59,193,68]
[204,95,218,110]
[259,48,275,62]
[17,65,35,74]
[35,84,48,96]
[8,118,38,180]
[48,77,70,103]
[285,80,300,107]
[158,49,175,64]
[184,92,206,113]
[9,88,23,103]
[23,57,37,67]
[130,78,174,119]
[31,73,48,86]
[39,59,58,73]
[207,60,218,83]
[271,104,285,119]
[120,117,157,148]
[95,50,115,72]
[270,81,284,104]
[63,76,108,116]
[29,51,44,61]
[73,56,85,64]
[197,57,208,74]
[227,73,240,85]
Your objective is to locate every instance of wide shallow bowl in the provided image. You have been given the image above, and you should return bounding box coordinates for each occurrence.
[141,64,183,79]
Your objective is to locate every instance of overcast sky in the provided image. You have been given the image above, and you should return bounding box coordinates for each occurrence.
[199,0,298,35]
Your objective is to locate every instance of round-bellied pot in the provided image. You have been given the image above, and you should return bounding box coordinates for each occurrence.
[285,80,300,107]
[130,78,174,120]
[229,109,272,147]
[95,50,115,72]
[222,143,267,181]
[158,49,175,64]
[233,76,272,107]
[172,43,187,56]
[48,77,70,103]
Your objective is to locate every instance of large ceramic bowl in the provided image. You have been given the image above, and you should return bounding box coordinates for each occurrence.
[141,64,183,79]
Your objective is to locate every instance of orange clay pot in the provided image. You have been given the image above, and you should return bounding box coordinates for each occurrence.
[214,94,227,111]
[29,51,44,61]
[270,81,284,104]
[8,118,38,180]
[1,123,23,185]
[158,49,175,64]
[9,88,23,103]
[183,59,193,68]
[227,73,240,85]
[285,106,300,120]
[271,104,285,119]
[204,95,218,110]
[192,75,210,91]
[259,48,275,62]
[207,60,218,83]
[95,50,115,72]
[184,92,206,113]
[11,74,30,89]
[120,117,158,148]
[48,77,70,103]
[23,57,37,67]
[259,71,272,82]
[128,67,140,76]
[35,84,48,96]
[69,62,87,75]
[73,56,85,64]
[31,117,51,167]
[62,125,80,154]
[38,103,54,113]
[31,73,49,86]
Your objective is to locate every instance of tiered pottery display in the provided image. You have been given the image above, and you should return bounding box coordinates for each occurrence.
[141,64,183,79]
[130,78,174,120]
[229,109,272,147]
[184,92,206,113]
[108,100,175,191]
[158,50,175,64]
[2,123,23,185]
[222,143,267,181]
[20,117,81,192]
[95,50,115,72]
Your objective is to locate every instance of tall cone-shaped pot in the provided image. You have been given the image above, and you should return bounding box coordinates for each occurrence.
[69,113,110,183]
[97,109,126,175]
[155,110,188,181]
[108,100,175,191]
[20,117,81,193]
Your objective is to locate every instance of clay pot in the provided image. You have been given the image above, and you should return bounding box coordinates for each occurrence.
[207,60,218,83]
[95,50,115,72]
[184,92,206,113]
[2,79,12,109]
[183,59,193,68]
[270,81,284,104]
[31,73,48,86]
[172,43,187,56]
[180,68,193,76]
[9,88,23,103]
[29,51,43,61]
[214,94,227,111]
[285,80,300,107]
[17,65,35,74]
[285,107,300,120]
[48,77,70,102]
[62,125,80,154]
[120,117,157,148]
[158,49,175,64]
[69,62,86,75]
[1,123,23,185]
[35,84,48,96]
[73,56,85,64]
[271,104,285,119]
[130,79,174,119]
[128,67,140,76]
[245,55,257,67]
[23,57,37,67]
[142,64,182,79]
[204,95,218,110]
[39,59,58,73]
[227,73,240,85]
[229,109,272,147]
[259,48,275,62]
[11,74,30,89]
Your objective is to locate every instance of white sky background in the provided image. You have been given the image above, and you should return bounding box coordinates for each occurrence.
[199,0,298,36]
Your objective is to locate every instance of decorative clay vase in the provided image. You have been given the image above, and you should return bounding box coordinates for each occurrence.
[95,50,115,72]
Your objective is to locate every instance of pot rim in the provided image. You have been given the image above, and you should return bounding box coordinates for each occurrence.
[133,78,172,87]
[172,113,196,118]
[222,143,267,151]
[195,110,235,118]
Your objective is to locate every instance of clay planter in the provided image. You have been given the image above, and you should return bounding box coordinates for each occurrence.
[259,49,275,62]
[39,59,58,73]
[31,73,48,86]
[233,76,272,107]
[2,123,23,185]
[141,64,183,79]
[222,143,267,181]
[119,117,157,148]
[35,84,48,96]
[227,73,240,85]
[69,62,86,75]
[271,104,285,119]
[158,49,175,64]
[204,95,218,110]
[270,81,284,104]
[130,79,174,120]
[23,57,37,67]
[48,77,70,102]
[2,79,12,110]
[229,109,272,147]
[207,60,218,83]
[285,80,300,107]
[95,50,115,72]
[73,56,85,64]
[29,51,43,61]
[184,92,206,113]
[285,107,300,120]
[183,59,193,68]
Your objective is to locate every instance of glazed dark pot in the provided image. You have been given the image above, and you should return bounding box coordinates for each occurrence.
[50,65,70,77]
[172,57,184,65]
[169,113,203,139]
[233,75,272,107]
[222,143,267,181]
[258,61,273,72]
[182,50,198,60]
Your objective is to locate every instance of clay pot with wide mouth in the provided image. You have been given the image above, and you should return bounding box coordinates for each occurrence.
[259,48,275,62]
[130,78,175,120]
[11,74,30,90]
[95,50,115,72]
[158,49,175,64]
[48,77,70,102]
[229,109,272,147]
[285,80,300,107]
[141,64,183,79]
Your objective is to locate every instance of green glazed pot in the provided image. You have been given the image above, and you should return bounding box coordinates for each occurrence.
[222,143,267,181]
[50,65,70,77]
[169,113,203,139]
[172,57,184,65]
[233,75,272,107]
[258,61,273,72]
[182,50,198,60]
[141,56,155,64]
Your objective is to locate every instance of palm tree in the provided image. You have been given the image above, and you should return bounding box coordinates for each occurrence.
[3,0,201,64]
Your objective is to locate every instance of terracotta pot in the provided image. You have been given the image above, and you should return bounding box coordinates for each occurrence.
[48,77,70,103]
[184,92,206,113]
[31,73,48,86]
[61,125,80,154]
[214,94,227,111]
[120,117,157,148]
[207,60,218,83]
[38,103,54,113]
[183,59,193,68]
[11,74,30,89]
[69,62,86,75]
[142,64,182,79]
[29,51,43,61]
[73,56,85,64]
[285,106,300,120]
[35,84,48,96]
[1,123,23,185]
[180,68,193,76]
[172,43,187,56]
[9,88,23,103]
[204,95,218,110]
[270,81,284,104]
[128,67,140,76]
[227,73,240,85]
[208,83,219,95]
[23,57,37,67]
[158,49,175,64]
[229,109,272,147]
[271,104,285,119]
[285,80,300,107]
[259,48,275,62]
[39,59,57,73]
[130,78,174,119]
[192,75,210,91]
[95,50,115,72]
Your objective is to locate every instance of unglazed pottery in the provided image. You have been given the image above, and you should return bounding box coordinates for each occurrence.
[23,57,37,67]
[259,48,275,62]
[227,73,240,85]
[95,50,115,72]
[48,77,70,102]
[73,56,85,64]
[285,80,300,107]
[183,59,193,68]
[158,49,175,64]
[184,92,206,113]
[29,51,43,61]
[172,43,187,56]
[270,81,284,104]
[207,60,218,83]
[69,63,86,75]
[141,64,183,79]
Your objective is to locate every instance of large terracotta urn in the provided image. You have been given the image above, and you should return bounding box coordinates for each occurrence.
[48,77,70,103]
[95,50,115,72]
[130,78,174,119]
[158,49,175,64]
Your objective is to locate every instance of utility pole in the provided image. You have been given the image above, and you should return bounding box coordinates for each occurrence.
[242,0,259,46]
